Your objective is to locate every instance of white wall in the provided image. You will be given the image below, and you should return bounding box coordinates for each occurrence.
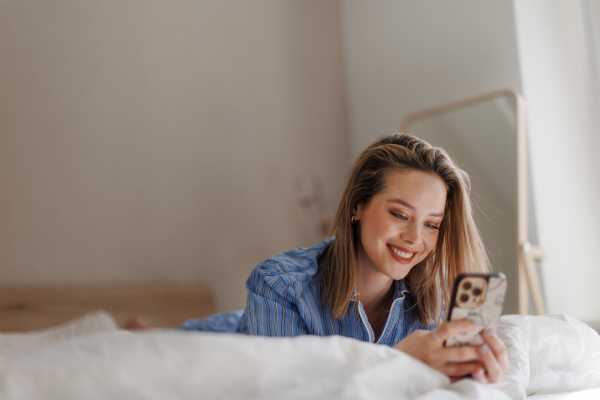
[340,0,523,314]
[0,0,349,313]
[340,0,522,157]
[514,0,600,321]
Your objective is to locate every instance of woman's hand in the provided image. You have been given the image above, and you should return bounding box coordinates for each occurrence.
[470,330,509,384]
[394,320,509,384]
[394,319,482,380]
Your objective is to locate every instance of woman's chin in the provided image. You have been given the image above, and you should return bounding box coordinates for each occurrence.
[390,260,422,280]
[388,267,412,281]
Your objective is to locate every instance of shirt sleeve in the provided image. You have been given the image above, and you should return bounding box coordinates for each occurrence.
[236,262,309,337]
[180,310,243,332]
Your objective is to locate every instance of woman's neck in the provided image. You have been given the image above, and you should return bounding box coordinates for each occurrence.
[357,268,394,339]
[357,265,394,314]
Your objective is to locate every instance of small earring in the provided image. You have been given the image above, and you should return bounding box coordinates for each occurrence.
[351,215,356,224]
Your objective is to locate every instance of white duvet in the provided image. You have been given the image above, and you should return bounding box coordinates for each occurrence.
[0,313,598,400]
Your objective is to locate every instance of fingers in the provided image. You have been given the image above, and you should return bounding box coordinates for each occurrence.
[441,345,480,363]
[448,334,509,385]
[434,319,476,342]
[395,325,508,385]
[471,366,487,384]
[444,362,481,378]
[422,345,480,380]
[482,331,509,373]
[478,343,503,383]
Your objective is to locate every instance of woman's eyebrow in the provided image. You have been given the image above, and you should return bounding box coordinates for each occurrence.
[387,198,444,217]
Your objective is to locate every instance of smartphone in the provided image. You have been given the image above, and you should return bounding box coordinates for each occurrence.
[444,273,507,347]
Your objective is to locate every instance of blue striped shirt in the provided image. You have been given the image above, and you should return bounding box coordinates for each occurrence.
[181,238,433,346]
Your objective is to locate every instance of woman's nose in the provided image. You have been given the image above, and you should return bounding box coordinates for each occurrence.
[400,223,420,245]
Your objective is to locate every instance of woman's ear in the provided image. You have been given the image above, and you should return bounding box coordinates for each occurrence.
[353,203,364,221]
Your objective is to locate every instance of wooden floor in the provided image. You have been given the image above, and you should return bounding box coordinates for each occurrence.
[0,285,215,332]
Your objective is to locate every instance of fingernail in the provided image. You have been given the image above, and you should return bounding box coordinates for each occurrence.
[483,329,493,337]
[478,344,489,356]
[473,369,484,379]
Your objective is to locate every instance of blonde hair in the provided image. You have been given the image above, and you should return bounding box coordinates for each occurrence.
[323,133,489,325]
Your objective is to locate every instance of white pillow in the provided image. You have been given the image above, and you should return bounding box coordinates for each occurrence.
[0,310,118,358]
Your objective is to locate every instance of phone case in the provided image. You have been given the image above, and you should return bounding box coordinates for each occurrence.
[445,273,507,347]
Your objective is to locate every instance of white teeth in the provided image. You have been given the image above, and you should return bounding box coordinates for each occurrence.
[390,245,413,258]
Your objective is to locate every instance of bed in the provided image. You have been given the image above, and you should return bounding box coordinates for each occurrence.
[0,285,215,331]
[0,287,598,399]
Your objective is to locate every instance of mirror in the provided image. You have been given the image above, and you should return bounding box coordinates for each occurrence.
[400,90,544,315]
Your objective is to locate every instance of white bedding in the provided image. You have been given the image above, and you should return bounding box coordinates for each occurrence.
[0,313,598,400]
[0,310,118,358]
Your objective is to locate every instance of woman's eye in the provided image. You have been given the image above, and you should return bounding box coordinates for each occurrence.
[426,224,440,230]
[391,212,407,220]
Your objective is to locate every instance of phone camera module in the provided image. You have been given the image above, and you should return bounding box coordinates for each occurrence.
[455,276,489,308]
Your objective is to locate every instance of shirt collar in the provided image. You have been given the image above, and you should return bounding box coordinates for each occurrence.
[350,280,410,302]
[394,279,410,300]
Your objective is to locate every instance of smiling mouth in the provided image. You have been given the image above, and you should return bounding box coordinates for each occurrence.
[387,244,417,259]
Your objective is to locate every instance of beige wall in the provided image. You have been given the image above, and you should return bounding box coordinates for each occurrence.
[0,1,349,313]
[514,0,600,321]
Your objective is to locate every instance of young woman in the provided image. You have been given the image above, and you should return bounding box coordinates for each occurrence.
[178,133,508,383]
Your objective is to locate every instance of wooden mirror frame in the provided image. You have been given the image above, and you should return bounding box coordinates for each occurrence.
[399,89,546,315]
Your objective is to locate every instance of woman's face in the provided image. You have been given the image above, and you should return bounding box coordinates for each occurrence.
[354,169,447,284]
